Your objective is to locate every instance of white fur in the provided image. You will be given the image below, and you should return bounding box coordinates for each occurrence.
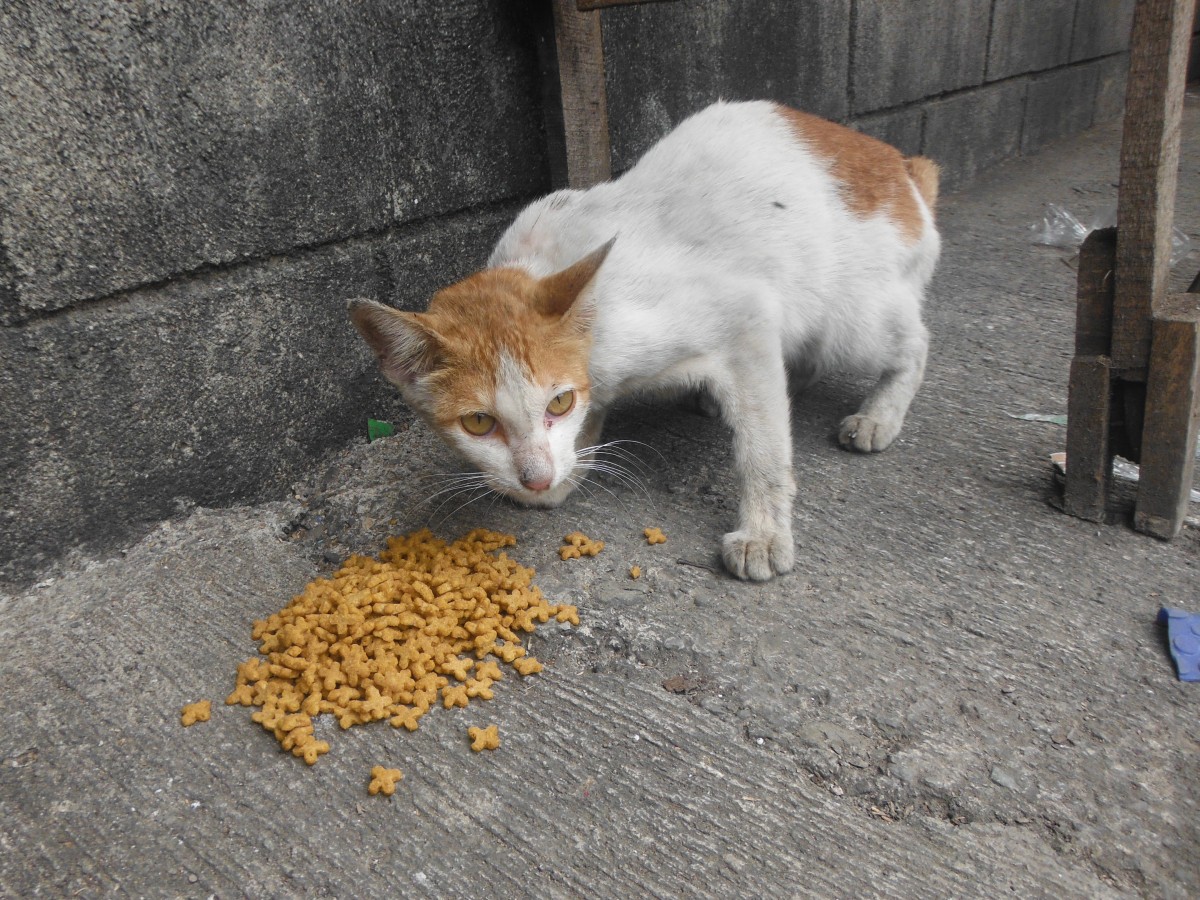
[487,100,939,580]
[441,352,587,504]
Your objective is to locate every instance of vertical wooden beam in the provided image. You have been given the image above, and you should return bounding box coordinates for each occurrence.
[577,0,680,9]
[1073,228,1117,357]
[1134,294,1200,538]
[1065,356,1117,522]
[536,0,612,190]
[1064,229,1119,521]
[1111,0,1197,371]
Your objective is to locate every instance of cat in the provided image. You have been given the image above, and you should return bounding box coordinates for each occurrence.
[349,100,940,581]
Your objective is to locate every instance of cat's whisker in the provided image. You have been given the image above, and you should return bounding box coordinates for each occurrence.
[578,457,642,485]
[432,484,499,529]
[577,443,662,481]
[418,473,492,506]
[587,438,667,465]
[572,439,658,505]
[409,470,491,485]
[563,471,605,506]
[420,474,495,521]
[577,463,654,508]
[567,463,649,519]
[586,448,654,479]
[575,445,652,487]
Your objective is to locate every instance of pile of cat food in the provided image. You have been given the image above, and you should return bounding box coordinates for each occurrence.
[222,528,579,768]
[181,526,672,794]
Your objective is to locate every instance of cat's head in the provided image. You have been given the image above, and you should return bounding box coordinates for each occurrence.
[349,241,612,506]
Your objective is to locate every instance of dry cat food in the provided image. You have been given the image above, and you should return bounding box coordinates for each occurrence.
[629,565,642,579]
[180,700,211,726]
[643,527,667,545]
[468,724,500,752]
[226,528,578,766]
[559,531,604,560]
[368,766,404,796]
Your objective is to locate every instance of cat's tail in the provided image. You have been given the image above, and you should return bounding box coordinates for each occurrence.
[904,156,940,216]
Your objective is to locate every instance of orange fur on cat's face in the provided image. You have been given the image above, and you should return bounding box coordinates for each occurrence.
[418,267,592,432]
[348,241,611,504]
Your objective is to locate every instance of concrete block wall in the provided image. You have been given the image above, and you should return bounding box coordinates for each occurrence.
[605,0,1155,187]
[0,0,1189,585]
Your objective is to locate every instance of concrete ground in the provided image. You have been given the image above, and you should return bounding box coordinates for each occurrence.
[3,98,1199,899]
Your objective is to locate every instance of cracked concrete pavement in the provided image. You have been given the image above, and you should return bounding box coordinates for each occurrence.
[2,98,1199,898]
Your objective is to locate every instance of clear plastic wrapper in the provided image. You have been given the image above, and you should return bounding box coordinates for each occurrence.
[1031,202,1194,268]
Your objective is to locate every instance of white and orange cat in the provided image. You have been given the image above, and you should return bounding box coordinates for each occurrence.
[350,101,939,581]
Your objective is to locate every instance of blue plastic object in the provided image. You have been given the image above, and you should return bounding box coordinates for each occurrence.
[1159,607,1200,682]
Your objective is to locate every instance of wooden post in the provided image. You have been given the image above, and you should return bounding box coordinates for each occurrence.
[1064,229,1119,521]
[1065,357,1118,522]
[576,0,681,9]
[1134,294,1200,538]
[1073,228,1118,357]
[1111,0,1196,371]
[535,0,612,189]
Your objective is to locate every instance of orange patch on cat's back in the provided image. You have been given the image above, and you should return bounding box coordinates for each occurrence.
[774,105,937,243]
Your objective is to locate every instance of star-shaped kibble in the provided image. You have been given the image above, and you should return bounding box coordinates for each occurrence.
[225,683,255,706]
[180,700,211,727]
[466,678,494,700]
[354,685,392,722]
[442,684,470,709]
[553,605,580,626]
[468,725,500,752]
[389,706,425,732]
[559,531,604,560]
[368,766,404,796]
[474,660,503,682]
[300,739,330,766]
[513,657,543,676]
[440,656,474,681]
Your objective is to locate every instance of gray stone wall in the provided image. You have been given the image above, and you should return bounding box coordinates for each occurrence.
[0,0,1189,585]
[605,0,1153,187]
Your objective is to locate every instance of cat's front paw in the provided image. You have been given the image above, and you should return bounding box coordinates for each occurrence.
[721,527,795,581]
[838,414,900,453]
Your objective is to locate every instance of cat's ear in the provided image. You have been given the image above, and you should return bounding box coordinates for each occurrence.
[536,237,615,328]
[347,299,441,386]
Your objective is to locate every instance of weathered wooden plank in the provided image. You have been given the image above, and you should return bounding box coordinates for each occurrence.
[577,0,682,9]
[1111,0,1197,370]
[1064,355,1116,522]
[537,0,612,190]
[1134,293,1200,538]
[1074,227,1117,357]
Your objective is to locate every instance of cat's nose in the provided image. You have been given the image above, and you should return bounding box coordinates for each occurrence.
[520,473,553,492]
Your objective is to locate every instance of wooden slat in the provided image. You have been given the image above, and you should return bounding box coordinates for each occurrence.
[1064,356,1117,522]
[1111,0,1197,370]
[1074,227,1117,357]
[537,0,612,190]
[1064,229,1118,521]
[1134,294,1200,538]
[577,0,682,9]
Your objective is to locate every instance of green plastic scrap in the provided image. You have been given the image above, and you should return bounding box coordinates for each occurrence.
[367,419,395,442]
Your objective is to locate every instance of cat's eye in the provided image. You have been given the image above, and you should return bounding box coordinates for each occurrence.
[547,390,575,416]
[460,412,497,436]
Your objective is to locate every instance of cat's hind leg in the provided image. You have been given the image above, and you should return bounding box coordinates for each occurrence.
[710,331,797,581]
[839,312,928,453]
